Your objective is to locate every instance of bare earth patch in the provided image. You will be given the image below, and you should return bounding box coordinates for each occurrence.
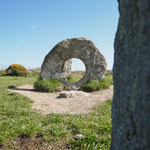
[3,137,69,150]
[9,84,113,114]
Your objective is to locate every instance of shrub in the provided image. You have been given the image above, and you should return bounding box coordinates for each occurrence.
[106,70,113,75]
[34,78,65,92]
[0,70,6,76]
[27,68,41,77]
[98,78,110,89]
[6,64,27,76]
[80,80,100,92]
[80,75,112,92]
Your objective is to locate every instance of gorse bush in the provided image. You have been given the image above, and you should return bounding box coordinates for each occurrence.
[34,78,65,92]
[6,64,27,77]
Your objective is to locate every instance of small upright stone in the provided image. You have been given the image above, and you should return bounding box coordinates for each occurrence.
[61,59,72,78]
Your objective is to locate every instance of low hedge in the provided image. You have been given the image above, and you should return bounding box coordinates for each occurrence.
[34,78,65,92]
[34,74,113,93]
[80,75,112,92]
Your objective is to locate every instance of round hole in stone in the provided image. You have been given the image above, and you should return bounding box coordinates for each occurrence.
[62,58,86,83]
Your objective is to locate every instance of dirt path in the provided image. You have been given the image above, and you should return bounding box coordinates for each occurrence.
[9,85,113,114]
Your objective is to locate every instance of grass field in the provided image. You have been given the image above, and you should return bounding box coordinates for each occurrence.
[0,75,112,149]
[66,71,85,82]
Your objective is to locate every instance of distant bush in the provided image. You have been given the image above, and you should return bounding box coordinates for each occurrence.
[6,64,27,76]
[27,68,41,77]
[34,78,65,92]
[80,75,113,92]
[0,70,6,76]
[106,70,113,75]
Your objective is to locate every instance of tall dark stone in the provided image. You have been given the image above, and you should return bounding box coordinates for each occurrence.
[111,0,150,149]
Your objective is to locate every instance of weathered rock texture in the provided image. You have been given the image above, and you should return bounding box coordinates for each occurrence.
[61,59,72,78]
[40,37,107,89]
[58,91,90,98]
[112,0,150,149]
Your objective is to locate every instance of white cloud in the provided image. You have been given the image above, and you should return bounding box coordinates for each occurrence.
[31,25,36,29]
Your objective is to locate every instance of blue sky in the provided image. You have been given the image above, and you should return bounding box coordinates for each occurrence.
[0,0,119,70]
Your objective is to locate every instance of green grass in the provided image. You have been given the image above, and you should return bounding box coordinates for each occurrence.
[104,74,113,85]
[0,76,112,149]
[80,74,113,92]
[34,74,113,93]
[34,78,65,92]
[33,72,85,92]
[66,72,85,82]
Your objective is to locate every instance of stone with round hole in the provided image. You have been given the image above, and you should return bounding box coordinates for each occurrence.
[40,37,107,90]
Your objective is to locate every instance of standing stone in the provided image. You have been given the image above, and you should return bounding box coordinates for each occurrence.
[61,59,72,78]
[40,37,107,90]
[112,0,150,149]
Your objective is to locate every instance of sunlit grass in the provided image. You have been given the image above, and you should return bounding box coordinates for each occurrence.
[0,75,112,149]
[66,71,85,82]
